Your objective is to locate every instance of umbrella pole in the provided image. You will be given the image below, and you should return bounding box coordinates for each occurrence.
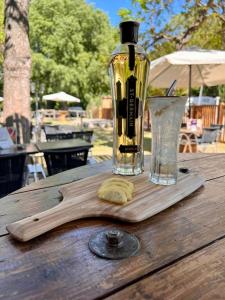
[188,65,192,119]
[188,65,192,118]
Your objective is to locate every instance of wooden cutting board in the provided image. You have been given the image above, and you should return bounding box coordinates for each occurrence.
[6,172,204,242]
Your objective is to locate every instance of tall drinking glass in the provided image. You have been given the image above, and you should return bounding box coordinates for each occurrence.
[148,96,187,185]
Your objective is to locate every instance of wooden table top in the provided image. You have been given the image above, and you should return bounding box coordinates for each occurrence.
[0,143,39,158]
[1,153,225,299]
[36,138,93,152]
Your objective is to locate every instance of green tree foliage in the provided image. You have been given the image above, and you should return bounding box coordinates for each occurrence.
[218,85,225,101]
[120,1,225,51]
[148,13,222,59]
[120,1,225,98]
[29,0,117,108]
[188,15,222,49]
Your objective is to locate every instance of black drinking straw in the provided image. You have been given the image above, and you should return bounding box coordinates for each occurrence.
[166,80,177,96]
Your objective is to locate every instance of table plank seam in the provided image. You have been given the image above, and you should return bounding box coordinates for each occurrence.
[1,153,225,299]
[11,161,111,195]
[98,233,225,300]
[206,174,225,181]
[9,154,221,195]
[11,180,83,195]
[178,153,224,162]
[10,169,225,196]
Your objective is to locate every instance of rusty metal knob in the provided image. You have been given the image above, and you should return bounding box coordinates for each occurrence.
[88,229,140,260]
[106,230,123,247]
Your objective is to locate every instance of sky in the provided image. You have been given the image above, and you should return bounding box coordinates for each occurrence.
[86,1,184,31]
[86,0,133,26]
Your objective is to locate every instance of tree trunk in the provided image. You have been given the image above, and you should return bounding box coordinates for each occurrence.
[3,0,31,144]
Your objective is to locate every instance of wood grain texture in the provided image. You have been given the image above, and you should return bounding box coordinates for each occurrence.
[14,159,112,193]
[0,186,62,236]
[6,172,204,241]
[12,153,218,194]
[0,154,225,300]
[107,237,225,300]
[1,177,225,299]
[1,154,225,237]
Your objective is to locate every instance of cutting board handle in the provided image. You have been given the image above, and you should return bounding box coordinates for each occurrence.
[6,174,205,242]
[6,201,84,242]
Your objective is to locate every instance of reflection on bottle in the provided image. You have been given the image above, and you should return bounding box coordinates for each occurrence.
[116,80,122,137]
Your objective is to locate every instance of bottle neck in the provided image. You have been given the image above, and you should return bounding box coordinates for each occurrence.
[112,43,146,56]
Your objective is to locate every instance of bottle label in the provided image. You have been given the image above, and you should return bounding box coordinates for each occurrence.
[126,75,137,139]
[119,144,140,153]
[117,98,140,118]
[117,98,127,118]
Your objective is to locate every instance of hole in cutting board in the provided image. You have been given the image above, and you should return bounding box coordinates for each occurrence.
[33,218,39,222]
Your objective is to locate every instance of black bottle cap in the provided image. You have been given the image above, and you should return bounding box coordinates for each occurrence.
[119,21,139,44]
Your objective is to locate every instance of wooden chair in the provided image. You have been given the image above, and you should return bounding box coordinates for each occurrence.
[43,148,89,176]
[179,133,192,153]
[0,153,26,198]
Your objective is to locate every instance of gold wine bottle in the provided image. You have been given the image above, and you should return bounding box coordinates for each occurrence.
[109,21,150,175]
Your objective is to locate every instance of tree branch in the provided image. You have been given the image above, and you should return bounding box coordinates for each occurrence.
[178,8,208,47]
[206,1,225,22]
[150,0,212,49]
[150,33,180,46]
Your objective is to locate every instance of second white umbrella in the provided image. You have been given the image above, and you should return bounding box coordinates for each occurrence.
[43,91,80,103]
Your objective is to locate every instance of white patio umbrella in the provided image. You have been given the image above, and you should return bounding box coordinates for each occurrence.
[149,48,225,114]
[43,91,80,103]
[150,48,225,88]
